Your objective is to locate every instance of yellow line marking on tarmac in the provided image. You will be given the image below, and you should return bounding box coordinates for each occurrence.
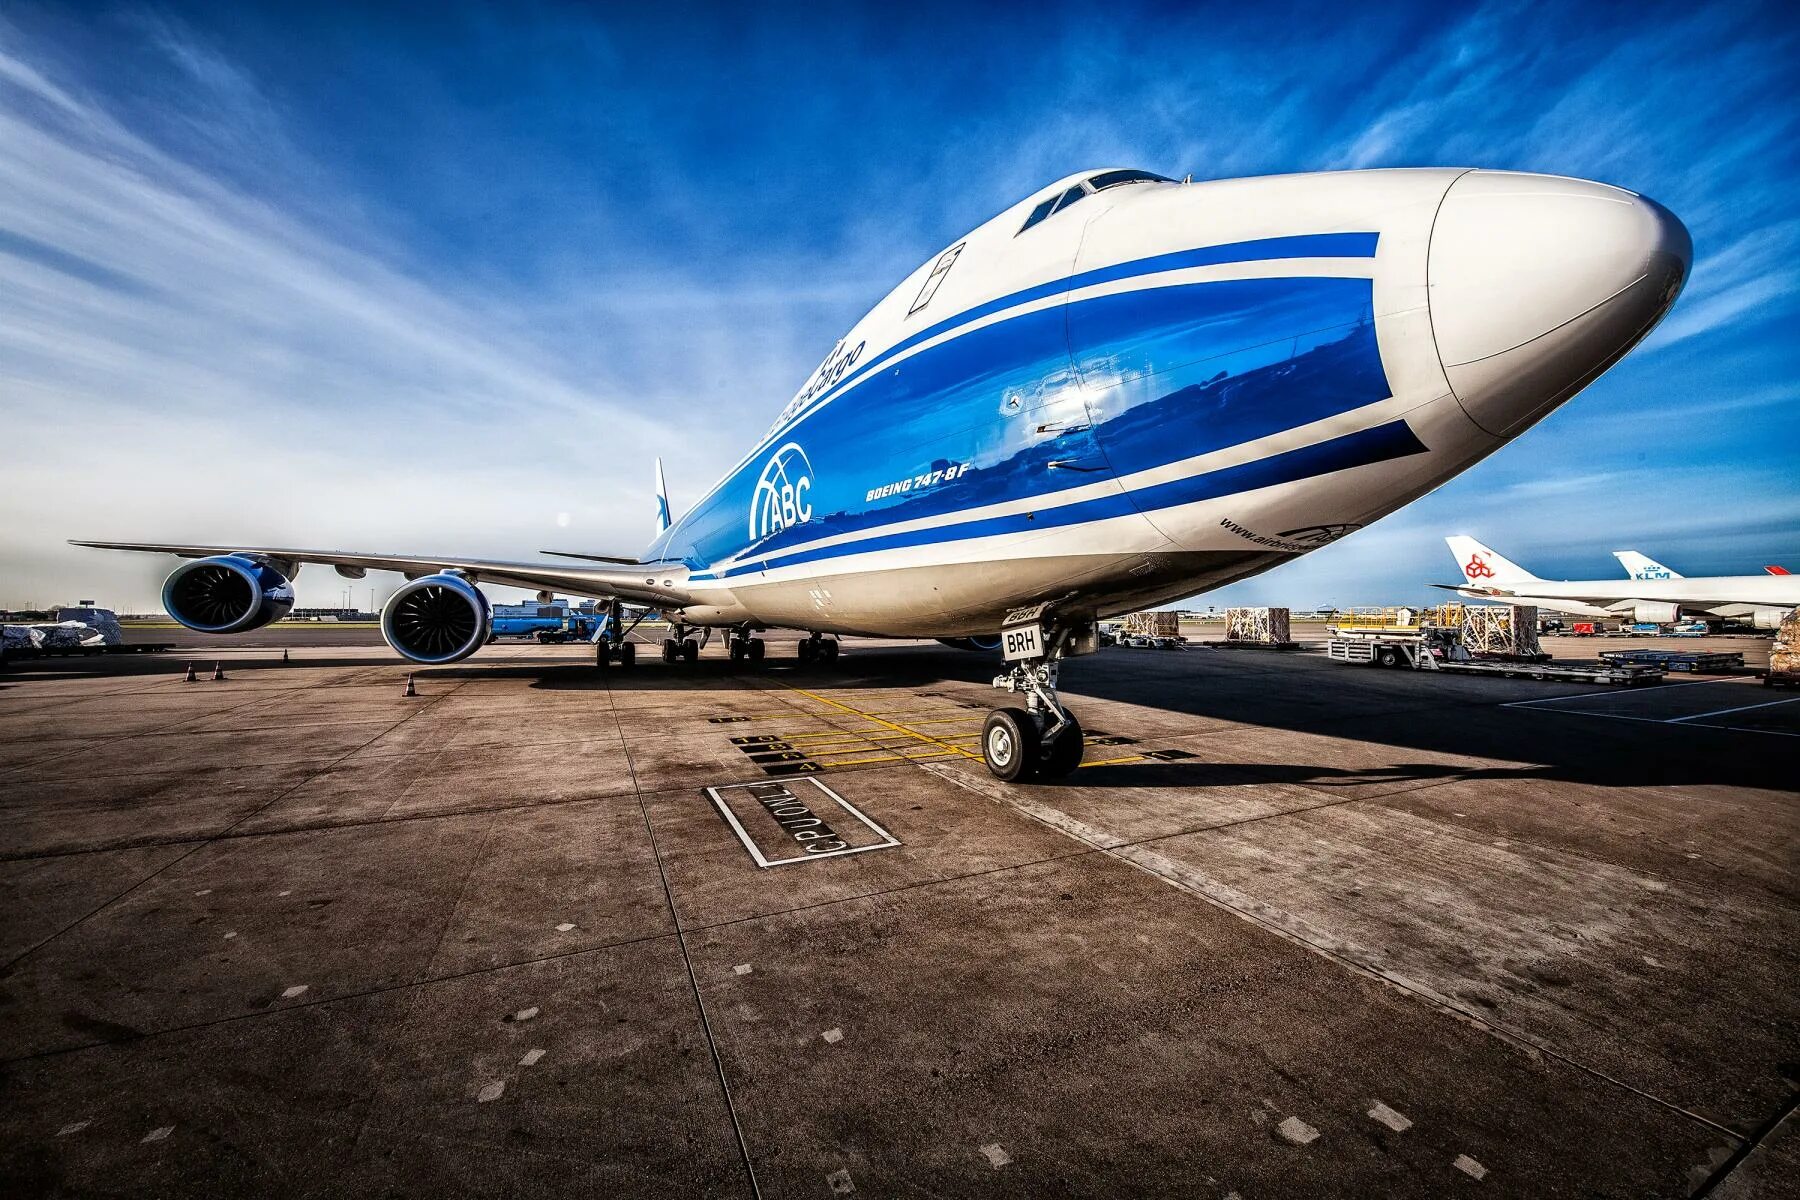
[1079,755,1147,767]
[774,684,986,764]
[823,750,965,768]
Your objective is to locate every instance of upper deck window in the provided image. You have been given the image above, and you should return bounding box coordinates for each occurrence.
[1085,169,1173,191]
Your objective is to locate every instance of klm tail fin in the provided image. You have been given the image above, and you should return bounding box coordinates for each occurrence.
[1445,535,1541,585]
[653,458,671,536]
[1613,551,1682,580]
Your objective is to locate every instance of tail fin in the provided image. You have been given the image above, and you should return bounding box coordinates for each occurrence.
[1445,535,1541,585]
[1613,550,1682,580]
[653,457,671,536]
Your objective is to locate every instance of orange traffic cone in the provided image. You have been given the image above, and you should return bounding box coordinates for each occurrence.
[211,663,226,681]
[403,674,417,697]
[183,662,197,682]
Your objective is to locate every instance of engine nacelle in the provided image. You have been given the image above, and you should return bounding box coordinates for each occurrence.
[162,555,295,634]
[380,572,492,664]
[1752,607,1791,630]
[1627,602,1680,625]
[937,636,1002,653]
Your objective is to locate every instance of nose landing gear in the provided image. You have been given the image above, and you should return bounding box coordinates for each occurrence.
[982,619,1092,782]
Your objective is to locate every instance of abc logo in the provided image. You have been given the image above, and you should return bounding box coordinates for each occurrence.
[750,442,815,541]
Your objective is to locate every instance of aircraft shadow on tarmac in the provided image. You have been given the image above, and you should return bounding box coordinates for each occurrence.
[8,643,1784,794]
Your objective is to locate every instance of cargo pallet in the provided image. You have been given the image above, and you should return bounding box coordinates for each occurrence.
[1327,639,1665,685]
[1597,649,1745,673]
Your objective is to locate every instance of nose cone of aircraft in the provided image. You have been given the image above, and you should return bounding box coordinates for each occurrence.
[1428,171,1690,437]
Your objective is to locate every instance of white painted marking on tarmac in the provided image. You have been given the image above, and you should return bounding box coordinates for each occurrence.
[1642,956,1665,968]
[477,1081,505,1103]
[825,1167,855,1194]
[1504,701,1800,738]
[979,1142,1012,1168]
[281,985,308,999]
[1503,678,1722,707]
[1368,1101,1412,1131]
[194,889,212,896]
[1666,694,1800,723]
[1276,1116,1319,1144]
[734,963,753,975]
[555,922,576,932]
[223,931,237,939]
[277,890,291,896]
[512,1006,539,1022]
[821,1027,844,1044]
[56,1120,90,1136]
[1453,1153,1488,1180]
[519,1048,545,1066]
[142,1125,173,1143]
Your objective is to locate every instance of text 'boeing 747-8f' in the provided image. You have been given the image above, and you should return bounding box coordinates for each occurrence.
[77,167,1691,780]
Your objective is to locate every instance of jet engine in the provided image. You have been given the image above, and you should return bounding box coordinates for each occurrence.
[1626,602,1680,625]
[938,636,1002,653]
[1752,607,1790,630]
[380,572,492,664]
[162,554,295,633]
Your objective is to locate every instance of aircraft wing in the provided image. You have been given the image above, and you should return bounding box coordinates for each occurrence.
[69,540,694,607]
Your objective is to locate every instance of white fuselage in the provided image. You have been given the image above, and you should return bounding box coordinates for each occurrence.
[647,167,1691,636]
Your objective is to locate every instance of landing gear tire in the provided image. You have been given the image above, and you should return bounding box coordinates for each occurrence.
[681,638,699,662]
[823,639,840,662]
[982,708,1041,783]
[1041,711,1084,778]
[798,639,816,665]
[617,641,636,667]
[729,640,746,663]
[596,642,611,668]
[661,639,678,663]
[749,639,766,662]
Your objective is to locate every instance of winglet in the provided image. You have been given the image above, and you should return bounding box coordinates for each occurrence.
[1613,550,1683,580]
[1445,535,1540,585]
[654,457,671,536]
[1767,565,1791,576]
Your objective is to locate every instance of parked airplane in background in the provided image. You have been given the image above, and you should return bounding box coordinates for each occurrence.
[78,166,1689,779]
[1443,537,1800,628]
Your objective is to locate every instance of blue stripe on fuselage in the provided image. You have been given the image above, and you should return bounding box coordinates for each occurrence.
[793,231,1381,424]
[652,233,1386,575]
[700,420,1426,580]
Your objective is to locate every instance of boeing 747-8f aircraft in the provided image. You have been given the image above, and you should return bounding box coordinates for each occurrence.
[78,167,1690,779]
[1444,537,1800,627]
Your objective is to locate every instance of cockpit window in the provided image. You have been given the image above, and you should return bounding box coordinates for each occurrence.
[1018,194,1061,235]
[1018,184,1088,235]
[1018,171,1171,235]
[1085,169,1173,191]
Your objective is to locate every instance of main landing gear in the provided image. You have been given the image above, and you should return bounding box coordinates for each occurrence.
[594,598,639,669]
[797,634,839,665]
[982,620,1093,783]
[661,628,701,662]
[728,630,767,664]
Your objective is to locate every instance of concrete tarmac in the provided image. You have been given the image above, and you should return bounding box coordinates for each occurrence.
[1,635,1795,1197]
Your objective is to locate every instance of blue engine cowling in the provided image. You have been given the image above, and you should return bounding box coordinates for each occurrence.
[937,635,1002,653]
[162,555,296,633]
[380,572,493,664]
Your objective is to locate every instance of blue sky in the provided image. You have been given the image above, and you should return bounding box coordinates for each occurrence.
[2,1,1796,612]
